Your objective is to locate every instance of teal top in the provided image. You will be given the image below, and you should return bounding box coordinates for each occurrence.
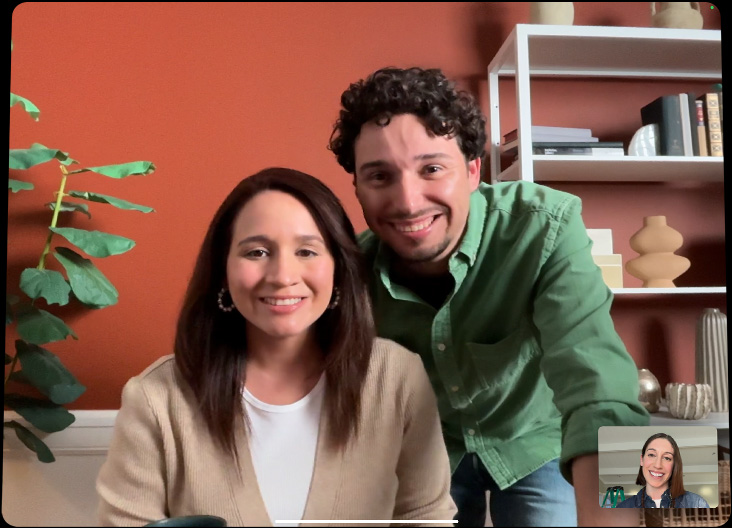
[359,181,650,489]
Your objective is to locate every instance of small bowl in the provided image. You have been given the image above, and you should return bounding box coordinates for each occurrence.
[144,515,227,527]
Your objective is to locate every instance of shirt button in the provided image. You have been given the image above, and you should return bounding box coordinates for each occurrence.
[451,386,459,392]
[437,343,446,351]
[468,429,476,436]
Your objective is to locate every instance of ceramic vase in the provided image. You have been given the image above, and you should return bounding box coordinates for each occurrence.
[665,382,713,420]
[651,2,703,30]
[638,368,662,413]
[625,216,690,287]
[695,308,728,412]
[530,2,574,25]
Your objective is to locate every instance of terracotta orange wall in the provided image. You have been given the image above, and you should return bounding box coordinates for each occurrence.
[8,2,725,409]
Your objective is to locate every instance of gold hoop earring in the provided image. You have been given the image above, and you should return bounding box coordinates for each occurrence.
[217,287,235,312]
[328,287,340,309]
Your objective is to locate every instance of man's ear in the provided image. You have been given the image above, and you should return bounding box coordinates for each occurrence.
[468,157,481,190]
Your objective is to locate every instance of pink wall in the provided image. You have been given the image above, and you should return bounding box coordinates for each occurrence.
[8,2,725,409]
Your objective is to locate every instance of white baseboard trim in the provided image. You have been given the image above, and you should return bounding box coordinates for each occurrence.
[3,410,118,456]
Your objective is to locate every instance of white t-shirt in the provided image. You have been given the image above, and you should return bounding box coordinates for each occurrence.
[243,375,325,527]
[653,498,662,508]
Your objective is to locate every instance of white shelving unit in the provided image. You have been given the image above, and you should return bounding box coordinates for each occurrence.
[487,24,725,296]
[486,24,723,184]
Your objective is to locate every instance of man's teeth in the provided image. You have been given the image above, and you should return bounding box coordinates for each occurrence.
[263,298,303,306]
[396,217,435,233]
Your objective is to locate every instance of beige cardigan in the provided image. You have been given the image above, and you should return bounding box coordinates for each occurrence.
[96,338,456,526]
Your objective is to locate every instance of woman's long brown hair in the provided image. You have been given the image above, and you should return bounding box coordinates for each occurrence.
[174,167,375,464]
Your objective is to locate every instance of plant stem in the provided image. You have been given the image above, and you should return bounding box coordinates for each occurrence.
[37,165,69,270]
[4,354,19,390]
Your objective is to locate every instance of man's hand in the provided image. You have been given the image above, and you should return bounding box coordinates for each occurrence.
[572,454,640,527]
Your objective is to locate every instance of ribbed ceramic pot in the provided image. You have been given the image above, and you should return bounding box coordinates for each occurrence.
[638,368,662,413]
[665,383,713,420]
[695,308,728,412]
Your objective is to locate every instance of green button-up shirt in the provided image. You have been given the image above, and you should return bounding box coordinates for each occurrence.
[358,181,650,489]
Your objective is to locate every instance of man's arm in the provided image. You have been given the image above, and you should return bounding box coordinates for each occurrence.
[572,454,639,527]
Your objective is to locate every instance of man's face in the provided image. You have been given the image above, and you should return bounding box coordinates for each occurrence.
[353,113,480,274]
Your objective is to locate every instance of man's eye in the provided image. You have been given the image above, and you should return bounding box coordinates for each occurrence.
[424,165,442,174]
[367,172,387,181]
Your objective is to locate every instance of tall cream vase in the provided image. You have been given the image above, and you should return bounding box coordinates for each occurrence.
[651,2,703,29]
[695,308,728,412]
[529,2,574,25]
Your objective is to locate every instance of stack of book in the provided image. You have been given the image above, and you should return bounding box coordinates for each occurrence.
[586,229,623,289]
[640,91,723,157]
[502,126,625,156]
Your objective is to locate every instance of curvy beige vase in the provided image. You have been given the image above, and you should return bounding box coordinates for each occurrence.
[651,2,703,30]
[638,368,662,413]
[695,308,728,412]
[665,382,712,420]
[530,2,574,25]
[625,216,690,287]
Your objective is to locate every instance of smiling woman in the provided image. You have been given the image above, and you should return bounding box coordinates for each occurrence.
[94,167,456,526]
[616,432,711,509]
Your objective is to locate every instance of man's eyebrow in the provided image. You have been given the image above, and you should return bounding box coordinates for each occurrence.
[357,153,454,173]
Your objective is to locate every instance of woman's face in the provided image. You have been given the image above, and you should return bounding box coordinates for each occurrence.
[641,438,675,491]
[226,190,335,345]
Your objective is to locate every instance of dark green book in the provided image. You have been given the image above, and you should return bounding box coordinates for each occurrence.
[640,95,684,156]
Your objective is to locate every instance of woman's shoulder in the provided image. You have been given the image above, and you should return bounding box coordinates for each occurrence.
[615,495,640,508]
[679,490,710,507]
[370,337,424,370]
[123,354,181,399]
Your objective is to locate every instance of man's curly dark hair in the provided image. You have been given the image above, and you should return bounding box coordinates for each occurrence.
[328,67,487,175]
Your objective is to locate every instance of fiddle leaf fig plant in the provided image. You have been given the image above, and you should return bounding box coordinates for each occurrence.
[6,41,156,462]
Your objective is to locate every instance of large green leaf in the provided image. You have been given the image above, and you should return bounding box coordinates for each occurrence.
[50,227,135,257]
[46,201,91,219]
[9,179,34,192]
[15,304,78,345]
[8,370,32,386]
[67,190,154,213]
[53,247,119,308]
[67,161,156,179]
[9,143,77,170]
[4,421,55,463]
[4,395,75,433]
[10,92,40,121]
[20,268,71,306]
[15,340,86,404]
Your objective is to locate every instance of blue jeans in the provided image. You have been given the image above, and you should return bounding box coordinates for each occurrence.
[450,454,577,527]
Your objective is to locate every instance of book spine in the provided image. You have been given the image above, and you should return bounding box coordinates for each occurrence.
[641,95,684,156]
[533,147,625,155]
[678,93,693,156]
[685,92,700,156]
[695,99,709,156]
[702,92,723,157]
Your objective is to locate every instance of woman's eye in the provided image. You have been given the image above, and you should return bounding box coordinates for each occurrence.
[297,249,317,258]
[245,249,267,258]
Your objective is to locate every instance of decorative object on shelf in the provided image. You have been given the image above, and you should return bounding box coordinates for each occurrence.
[627,124,660,156]
[665,382,713,420]
[529,2,574,25]
[587,229,624,288]
[650,2,703,30]
[638,368,662,413]
[625,216,690,287]
[695,308,728,412]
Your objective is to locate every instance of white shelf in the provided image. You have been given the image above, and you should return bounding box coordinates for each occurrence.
[497,156,724,182]
[612,287,726,295]
[650,407,729,430]
[490,24,722,80]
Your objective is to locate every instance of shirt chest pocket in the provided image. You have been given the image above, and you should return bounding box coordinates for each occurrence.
[464,324,540,391]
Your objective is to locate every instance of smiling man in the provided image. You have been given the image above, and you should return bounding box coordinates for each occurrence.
[329,67,649,527]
